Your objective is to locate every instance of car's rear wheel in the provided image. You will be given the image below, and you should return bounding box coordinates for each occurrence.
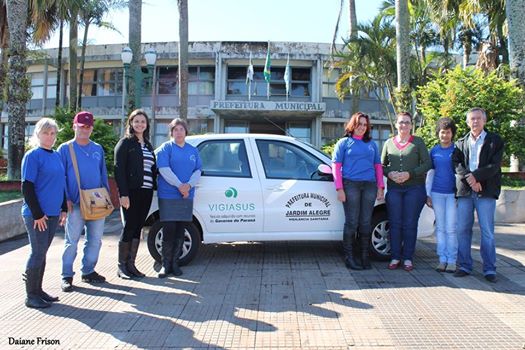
[369,210,391,261]
[147,220,200,266]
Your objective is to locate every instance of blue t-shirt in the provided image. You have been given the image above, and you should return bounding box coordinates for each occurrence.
[57,140,109,205]
[156,141,202,199]
[21,147,66,217]
[332,136,380,182]
[430,144,455,194]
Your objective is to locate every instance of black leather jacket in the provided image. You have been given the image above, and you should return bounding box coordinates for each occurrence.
[114,136,157,196]
[452,130,504,199]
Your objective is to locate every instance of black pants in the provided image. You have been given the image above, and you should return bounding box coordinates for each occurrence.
[120,188,153,242]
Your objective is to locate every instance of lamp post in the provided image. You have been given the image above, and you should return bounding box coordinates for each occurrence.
[120,46,157,138]
[120,47,133,137]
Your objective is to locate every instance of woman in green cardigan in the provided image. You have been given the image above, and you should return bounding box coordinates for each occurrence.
[381,112,431,271]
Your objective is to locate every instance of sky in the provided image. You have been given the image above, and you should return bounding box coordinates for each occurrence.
[43,0,385,49]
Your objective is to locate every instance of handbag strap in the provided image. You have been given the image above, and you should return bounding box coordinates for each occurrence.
[68,142,83,194]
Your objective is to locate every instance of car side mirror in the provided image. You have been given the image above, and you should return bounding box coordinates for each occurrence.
[317,164,332,175]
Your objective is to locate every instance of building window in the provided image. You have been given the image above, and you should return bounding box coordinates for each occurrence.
[227,66,310,97]
[30,72,57,99]
[158,67,178,95]
[322,68,339,98]
[73,68,123,97]
[287,122,311,143]
[225,121,249,133]
[158,66,215,95]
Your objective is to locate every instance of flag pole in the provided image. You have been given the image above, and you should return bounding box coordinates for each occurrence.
[264,41,271,101]
[247,53,252,101]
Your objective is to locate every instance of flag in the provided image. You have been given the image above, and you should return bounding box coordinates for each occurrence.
[246,53,254,85]
[263,43,271,83]
[284,54,291,97]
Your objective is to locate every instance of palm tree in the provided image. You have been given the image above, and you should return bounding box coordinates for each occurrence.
[334,16,397,131]
[127,0,141,111]
[178,0,188,121]
[395,0,411,113]
[6,0,29,179]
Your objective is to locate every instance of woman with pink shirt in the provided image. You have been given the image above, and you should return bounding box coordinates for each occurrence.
[332,112,385,270]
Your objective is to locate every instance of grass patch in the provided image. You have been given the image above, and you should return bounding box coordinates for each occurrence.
[0,191,22,203]
[501,176,525,190]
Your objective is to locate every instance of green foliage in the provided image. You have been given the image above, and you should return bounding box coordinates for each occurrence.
[54,108,119,175]
[321,138,338,158]
[501,175,525,189]
[417,66,525,163]
[0,190,23,203]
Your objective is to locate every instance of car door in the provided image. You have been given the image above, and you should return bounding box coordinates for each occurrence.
[194,138,264,238]
[253,138,343,239]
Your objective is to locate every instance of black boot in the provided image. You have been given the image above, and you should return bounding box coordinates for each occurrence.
[24,268,50,309]
[171,229,184,277]
[343,229,362,270]
[38,263,59,302]
[127,239,146,278]
[158,227,174,278]
[360,233,372,270]
[117,241,133,279]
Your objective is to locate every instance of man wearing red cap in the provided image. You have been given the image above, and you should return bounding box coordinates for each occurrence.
[57,111,110,292]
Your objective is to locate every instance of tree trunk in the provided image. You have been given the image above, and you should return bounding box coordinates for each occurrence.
[128,0,142,111]
[6,0,29,180]
[55,20,63,108]
[395,0,411,113]
[0,3,9,111]
[77,21,90,109]
[69,10,78,111]
[178,0,188,121]
[506,0,525,171]
[463,40,472,69]
[348,0,357,39]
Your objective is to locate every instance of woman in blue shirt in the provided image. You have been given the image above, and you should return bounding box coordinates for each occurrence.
[332,112,385,270]
[156,118,202,278]
[21,118,67,308]
[425,118,458,273]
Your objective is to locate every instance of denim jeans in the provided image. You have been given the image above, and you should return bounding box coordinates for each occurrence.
[386,184,426,261]
[342,180,377,256]
[23,216,58,270]
[457,193,496,276]
[62,205,105,278]
[431,192,457,264]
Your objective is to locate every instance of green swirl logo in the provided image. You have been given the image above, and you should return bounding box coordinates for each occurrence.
[225,187,238,198]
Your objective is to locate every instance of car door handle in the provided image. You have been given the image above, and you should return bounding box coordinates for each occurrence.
[266,186,286,191]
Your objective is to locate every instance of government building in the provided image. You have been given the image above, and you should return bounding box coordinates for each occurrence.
[1,41,393,149]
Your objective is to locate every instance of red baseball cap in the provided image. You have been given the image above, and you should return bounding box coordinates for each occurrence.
[73,111,94,127]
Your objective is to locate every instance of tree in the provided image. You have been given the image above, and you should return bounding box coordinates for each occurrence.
[69,6,79,110]
[6,0,30,180]
[506,0,525,88]
[394,0,412,113]
[0,2,9,111]
[417,66,525,163]
[333,16,397,131]
[127,0,141,111]
[177,0,188,121]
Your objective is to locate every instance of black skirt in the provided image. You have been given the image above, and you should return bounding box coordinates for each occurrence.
[158,198,193,222]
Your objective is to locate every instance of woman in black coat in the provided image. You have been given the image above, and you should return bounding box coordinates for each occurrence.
[114,109,157,279]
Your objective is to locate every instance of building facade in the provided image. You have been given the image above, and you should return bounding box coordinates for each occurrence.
[1,41,394,150]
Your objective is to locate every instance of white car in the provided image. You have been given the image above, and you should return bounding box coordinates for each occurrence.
[145,134,434,265]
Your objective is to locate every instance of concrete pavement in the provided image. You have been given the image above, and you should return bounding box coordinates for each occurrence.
[1,212,524,349]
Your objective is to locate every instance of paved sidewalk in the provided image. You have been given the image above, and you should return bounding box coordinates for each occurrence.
[1,212,524,349]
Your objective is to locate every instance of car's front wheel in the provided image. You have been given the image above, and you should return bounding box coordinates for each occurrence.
[369,210,391,261]
[146,220,201,266]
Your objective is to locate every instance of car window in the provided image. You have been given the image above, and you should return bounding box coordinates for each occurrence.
[256,140,327,180]
[197,140,251,178]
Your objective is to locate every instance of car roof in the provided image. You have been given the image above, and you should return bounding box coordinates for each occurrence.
[186,133,298,142]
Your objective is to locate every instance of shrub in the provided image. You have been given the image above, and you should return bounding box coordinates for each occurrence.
[417,66,525,164]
